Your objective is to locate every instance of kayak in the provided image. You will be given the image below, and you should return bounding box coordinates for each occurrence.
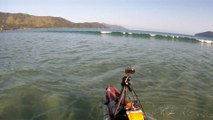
[103,67,147,120]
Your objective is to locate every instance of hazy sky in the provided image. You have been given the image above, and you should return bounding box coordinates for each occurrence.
[0,0,212,34]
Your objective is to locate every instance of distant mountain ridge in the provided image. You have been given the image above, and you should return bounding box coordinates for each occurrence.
[0,12,125,30]
[102,23,126,30]
[195,31,213,38]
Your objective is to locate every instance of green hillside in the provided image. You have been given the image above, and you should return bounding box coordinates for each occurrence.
[0,12,107,30]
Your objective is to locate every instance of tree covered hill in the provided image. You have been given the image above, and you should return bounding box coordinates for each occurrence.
[0,12,112,30]
[195,31,213,38]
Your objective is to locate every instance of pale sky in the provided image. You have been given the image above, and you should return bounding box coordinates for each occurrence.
[0,0,213,35]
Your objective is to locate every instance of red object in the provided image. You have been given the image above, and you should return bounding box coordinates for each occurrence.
[106,85,120,101]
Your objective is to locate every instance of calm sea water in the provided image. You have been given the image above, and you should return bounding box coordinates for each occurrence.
[0,29,213,120]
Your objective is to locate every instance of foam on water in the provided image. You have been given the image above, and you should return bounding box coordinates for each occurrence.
[198,39,213,44]
[44,29,213,45]
[100,31,112,34]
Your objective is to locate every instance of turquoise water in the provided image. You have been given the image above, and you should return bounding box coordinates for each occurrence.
[0,29,213,120]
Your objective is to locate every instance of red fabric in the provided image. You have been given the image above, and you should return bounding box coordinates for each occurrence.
[106,85,120,101]
[109,85,120,97]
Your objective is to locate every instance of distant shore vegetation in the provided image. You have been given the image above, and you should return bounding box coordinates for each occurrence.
[0,12,125,30]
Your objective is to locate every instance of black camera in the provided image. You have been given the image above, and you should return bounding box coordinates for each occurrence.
[125,67,135,75]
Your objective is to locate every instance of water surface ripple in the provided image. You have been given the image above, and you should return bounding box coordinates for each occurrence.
[0,29,213,120]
